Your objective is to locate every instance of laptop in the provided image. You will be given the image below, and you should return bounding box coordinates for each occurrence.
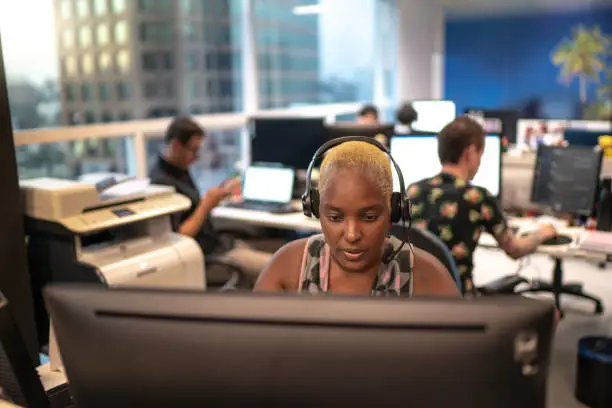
[225,166,296,213]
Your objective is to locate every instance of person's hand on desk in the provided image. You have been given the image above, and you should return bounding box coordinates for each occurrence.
[537,223,559,241]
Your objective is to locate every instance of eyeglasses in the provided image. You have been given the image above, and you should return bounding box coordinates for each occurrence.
[183,145,200,157]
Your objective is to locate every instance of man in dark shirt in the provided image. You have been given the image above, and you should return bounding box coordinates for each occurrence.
[407,116,557,294]
[149,116,271,283]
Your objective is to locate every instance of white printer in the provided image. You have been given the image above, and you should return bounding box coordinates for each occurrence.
[21,177,206,347]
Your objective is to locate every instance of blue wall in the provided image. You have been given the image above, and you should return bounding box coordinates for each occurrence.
[444,8,612,119]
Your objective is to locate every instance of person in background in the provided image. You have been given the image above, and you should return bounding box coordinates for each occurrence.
[406,116,558,295]
[255,141,459,297]
[149,116,271,285]
[356,104,380,125]
[396,102,418,131]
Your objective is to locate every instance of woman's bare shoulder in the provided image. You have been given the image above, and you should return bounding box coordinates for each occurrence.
[254,237,310,291]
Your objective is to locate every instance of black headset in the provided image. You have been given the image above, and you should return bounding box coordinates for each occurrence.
[301,136,412,262]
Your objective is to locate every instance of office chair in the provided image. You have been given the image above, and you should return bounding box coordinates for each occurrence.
[390,225,462,292]
[0,292,49,408]
[390,225,529,297]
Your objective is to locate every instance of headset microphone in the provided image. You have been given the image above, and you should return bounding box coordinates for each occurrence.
[301,136,412,264]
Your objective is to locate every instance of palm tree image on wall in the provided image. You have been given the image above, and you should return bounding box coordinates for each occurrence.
[551,25,612,120]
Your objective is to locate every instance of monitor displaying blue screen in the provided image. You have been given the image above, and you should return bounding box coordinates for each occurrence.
[390,134,502,197]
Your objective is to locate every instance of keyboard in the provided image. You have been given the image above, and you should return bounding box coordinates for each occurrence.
[224,201,297,214]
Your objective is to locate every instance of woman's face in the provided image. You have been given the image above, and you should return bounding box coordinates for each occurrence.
[319,167,390,274]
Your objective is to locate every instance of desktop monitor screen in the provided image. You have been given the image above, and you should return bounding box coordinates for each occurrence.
[531,145,603,214]
[250,117,327,170]
[390,134,502,196]
[410,100,456,133]
[242,166,294,204]
[45,285,555,408]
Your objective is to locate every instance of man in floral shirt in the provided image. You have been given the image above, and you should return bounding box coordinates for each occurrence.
[407,117,558,295]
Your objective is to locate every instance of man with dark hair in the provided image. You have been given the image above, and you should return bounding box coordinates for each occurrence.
[357,104,379,125]
[150,116,271,284]
[406,116,557,294]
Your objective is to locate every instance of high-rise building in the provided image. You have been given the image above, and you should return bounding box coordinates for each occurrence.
[253,0,321,109]
[54,0,240,125]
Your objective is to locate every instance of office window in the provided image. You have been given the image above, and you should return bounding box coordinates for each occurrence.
[63,56,78,77]
[96,24,110,46]
[159,0,172,12]
[116,82,130,100]
[118,112,132,121]
[94,0,108,15]
[140,22,173,44]
[144,80,159,98]
[205,53,216,70]
[115,50,130,74]
[81,84,94,101]
[111,0,127,13]
[186,52,198,71]
[16,137,133,180]
[101,111,114,122]
[181,0,199,13]
[188,78,201,98]
[139,0,154,12]
[99,83,111,101]
[83,111,96,124]
[142,52,158,71]
[76,0,89,18]
[64,84,77,102]
[62,29,74,49]
[190,106,203,114]
[251,0,396,108]
[183,22,198,42]
[162,79,175,98]
[160,52,174,70]
[2,0,244,133]
[59,0,72,19]
[98,52,112,73]
[81,54,95,75]
[114,21,128,44]
[79,27,92,48]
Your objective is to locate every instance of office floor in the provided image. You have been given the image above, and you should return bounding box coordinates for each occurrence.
[473,248,612,408]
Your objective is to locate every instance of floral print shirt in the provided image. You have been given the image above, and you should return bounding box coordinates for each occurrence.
[407,172,508,282]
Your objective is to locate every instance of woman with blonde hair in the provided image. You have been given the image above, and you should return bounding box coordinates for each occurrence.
[255,138,459,296]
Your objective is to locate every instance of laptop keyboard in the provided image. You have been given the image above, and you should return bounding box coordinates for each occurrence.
[225,201,296,213]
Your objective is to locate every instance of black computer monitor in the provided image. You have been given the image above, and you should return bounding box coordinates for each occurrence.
[250,117,327,170]
[531,145,603,214]
[390,133,503,197]
[325,123,395,139]
[45,285,555,408]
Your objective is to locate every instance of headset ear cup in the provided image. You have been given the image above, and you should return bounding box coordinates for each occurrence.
[311,189,320,218]
[390,192,401,223]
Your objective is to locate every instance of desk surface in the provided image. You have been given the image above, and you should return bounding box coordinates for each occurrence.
[213,206,601,259]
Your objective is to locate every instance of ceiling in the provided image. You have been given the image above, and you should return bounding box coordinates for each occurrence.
[443,0,612,18]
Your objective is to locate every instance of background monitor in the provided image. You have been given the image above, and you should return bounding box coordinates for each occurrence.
[531,145,603,215]
[465,109,520,143]
[242,166,294,204]
[45,285,555,408]
[250,117,327,170]
[410,100,456,133]
[391,134,502,197]
[325,123,395,139]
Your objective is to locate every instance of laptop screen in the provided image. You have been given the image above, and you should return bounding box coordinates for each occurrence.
[242,166,295,204]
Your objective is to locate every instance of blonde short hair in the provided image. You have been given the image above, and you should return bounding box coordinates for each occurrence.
[319,141,392,200]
